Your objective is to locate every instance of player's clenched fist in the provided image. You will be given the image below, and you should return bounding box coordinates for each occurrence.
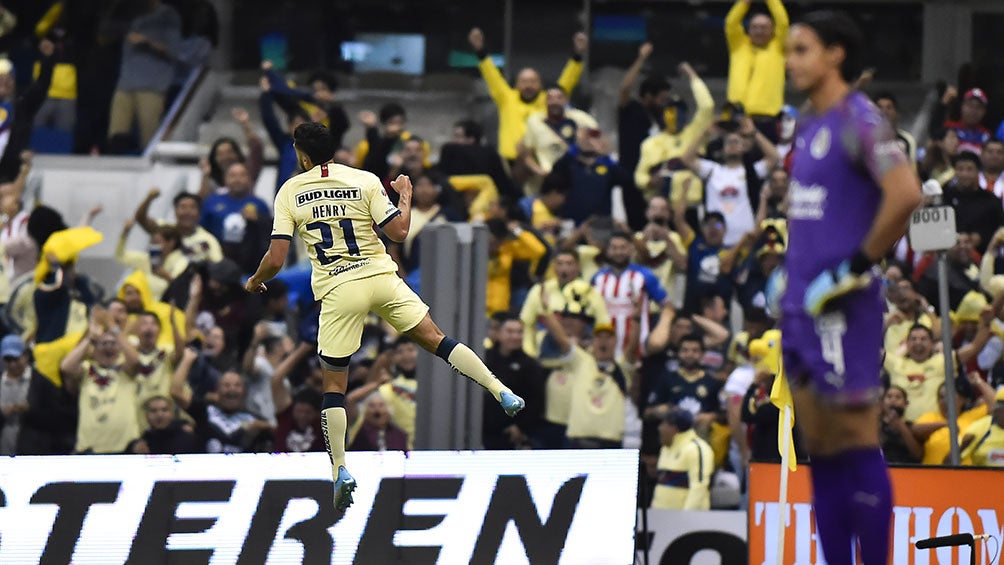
[245,277,267,294]
[389,174,412,199]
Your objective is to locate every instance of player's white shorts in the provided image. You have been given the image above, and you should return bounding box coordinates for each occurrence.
[318,273,429,358]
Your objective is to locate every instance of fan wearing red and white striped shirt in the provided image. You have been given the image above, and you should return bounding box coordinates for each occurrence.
[592,232,668,358]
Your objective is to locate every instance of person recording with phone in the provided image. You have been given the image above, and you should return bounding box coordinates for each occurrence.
[879,385,922,464]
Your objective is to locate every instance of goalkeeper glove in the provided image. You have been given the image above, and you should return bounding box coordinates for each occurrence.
[803,250,874,317]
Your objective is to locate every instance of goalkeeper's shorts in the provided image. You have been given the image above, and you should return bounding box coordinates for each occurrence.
[780,287,884,407]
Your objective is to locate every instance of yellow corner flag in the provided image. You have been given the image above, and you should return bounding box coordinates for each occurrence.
[750,329,796,471]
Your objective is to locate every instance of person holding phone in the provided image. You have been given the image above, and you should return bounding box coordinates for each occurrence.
[878,385,922,464]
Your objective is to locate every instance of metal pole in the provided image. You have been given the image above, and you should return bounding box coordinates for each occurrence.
[503,0,513,82]
[937,252,962,465]
[581,0,590,79]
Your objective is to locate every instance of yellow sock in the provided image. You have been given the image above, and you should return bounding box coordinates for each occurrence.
[442,341,510,402]
[321,407,347,473]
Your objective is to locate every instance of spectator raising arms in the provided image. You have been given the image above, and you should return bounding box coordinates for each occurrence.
[468,27,587,164]
[724,0,789,134]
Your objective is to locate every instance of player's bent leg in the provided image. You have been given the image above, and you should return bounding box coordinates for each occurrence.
[318,354,356,512]
[404,314,524,416]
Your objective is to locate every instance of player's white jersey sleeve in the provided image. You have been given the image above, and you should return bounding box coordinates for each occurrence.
[368,175,401,228]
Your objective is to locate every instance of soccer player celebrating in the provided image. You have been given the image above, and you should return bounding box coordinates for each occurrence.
[781,11,921,564]
[246,123,525,511]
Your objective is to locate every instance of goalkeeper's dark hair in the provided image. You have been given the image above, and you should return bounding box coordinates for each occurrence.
[797,10,865,84]
[293,122,335,165]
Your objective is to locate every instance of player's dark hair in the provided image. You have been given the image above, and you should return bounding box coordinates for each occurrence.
[887,384,909,400]
[454,119,483,143]
[208,137,245,185]
[639,76,671,98]
[173,191,202,208]
[873,91,898,109]
[679,333,705,351]
[952,150,982,169]
[293,122,336,166]
[908,324,934,340]
[307,69,338,92]
[379,103,406,123]
[798,10,865,84]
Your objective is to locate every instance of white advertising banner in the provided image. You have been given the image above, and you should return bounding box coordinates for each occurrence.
[636,509,747,564]
[0,450,638,565]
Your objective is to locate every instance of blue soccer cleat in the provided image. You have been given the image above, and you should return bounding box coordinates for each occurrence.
[333,466,356,512]
[500,391,525,417]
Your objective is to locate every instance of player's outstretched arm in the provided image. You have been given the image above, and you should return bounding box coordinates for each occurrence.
[246,238,290,293]
[382,174,413,243]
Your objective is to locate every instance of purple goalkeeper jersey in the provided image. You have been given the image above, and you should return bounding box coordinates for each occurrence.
[782,91,908,314]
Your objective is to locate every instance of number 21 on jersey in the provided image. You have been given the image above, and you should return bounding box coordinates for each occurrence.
[306,220,359,265]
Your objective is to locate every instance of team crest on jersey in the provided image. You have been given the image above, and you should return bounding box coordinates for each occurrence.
[696,385,707,398]
[810,127,831,159]
[561,124,575,139]
[594,164,608,175]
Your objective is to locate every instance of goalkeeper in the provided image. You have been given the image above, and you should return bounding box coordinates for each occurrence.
[774,10,922,565]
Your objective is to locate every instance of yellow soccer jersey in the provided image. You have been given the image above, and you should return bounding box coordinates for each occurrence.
[564,346,630,443]
[76,361,140,454]
[378,375,417,450]
[961,416,1004,467]
[134,347,173,429]
[884,352,948,422]
[272,163,401,300]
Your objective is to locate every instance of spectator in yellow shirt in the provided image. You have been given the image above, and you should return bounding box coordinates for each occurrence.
[651,408,714,510]
[486,218,547,316]
[520,249,611,357]
[724,0,789,125]
[959,387,1004,467]
[634,63,715,199]
[914,373,997,465]
[468,27,587,162]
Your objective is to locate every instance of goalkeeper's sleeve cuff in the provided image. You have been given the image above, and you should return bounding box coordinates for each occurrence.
[849,250,874,276]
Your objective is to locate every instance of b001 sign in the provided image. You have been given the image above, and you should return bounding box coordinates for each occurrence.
[909,206,957,253]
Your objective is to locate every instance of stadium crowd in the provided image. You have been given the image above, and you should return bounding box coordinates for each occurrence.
[0,0,1003,513]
